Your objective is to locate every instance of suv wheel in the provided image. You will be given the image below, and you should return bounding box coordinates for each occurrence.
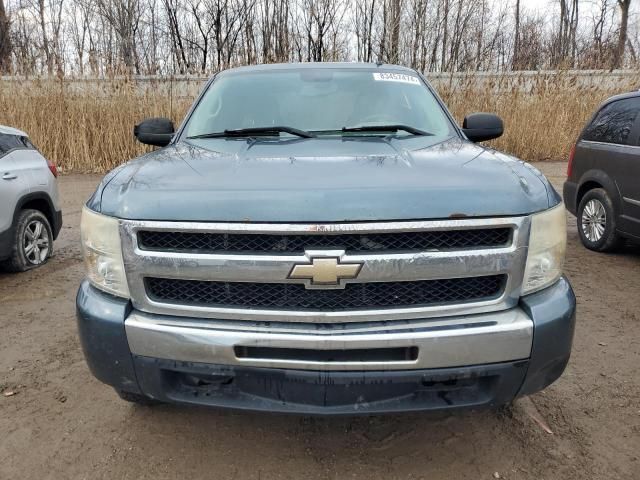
[1,209,54,272]
[577,188,623,252]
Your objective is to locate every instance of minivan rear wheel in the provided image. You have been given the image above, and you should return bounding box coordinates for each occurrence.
[577,188,623,252]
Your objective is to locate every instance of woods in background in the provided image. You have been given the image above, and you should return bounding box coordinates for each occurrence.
[0,0,637,76]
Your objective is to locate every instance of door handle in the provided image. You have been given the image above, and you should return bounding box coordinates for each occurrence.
[2,172,18,180]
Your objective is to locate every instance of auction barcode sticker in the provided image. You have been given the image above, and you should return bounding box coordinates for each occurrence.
[373,72,420,85]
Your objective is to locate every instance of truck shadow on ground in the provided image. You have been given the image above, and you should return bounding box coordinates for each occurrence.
[107,398,573,479]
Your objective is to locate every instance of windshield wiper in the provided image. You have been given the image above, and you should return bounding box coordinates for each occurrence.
[187,126,315,139]
[340,125,432,136]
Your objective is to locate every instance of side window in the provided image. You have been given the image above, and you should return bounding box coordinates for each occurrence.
[20,136,37,150]
[582,98,640,145]
[0,134,34,158]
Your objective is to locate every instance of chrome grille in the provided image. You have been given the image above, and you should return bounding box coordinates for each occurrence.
[119,217,530,323]
[145,275,506,311]
[138,228,511,253]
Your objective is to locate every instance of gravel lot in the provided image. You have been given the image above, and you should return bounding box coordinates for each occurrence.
[0,162,638,480]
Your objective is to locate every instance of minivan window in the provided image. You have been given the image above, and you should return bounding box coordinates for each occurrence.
[582,98,640,145]
[184,69,456,139]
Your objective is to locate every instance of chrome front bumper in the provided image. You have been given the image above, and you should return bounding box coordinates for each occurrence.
[125,307,533,371]
[77,278,575,413]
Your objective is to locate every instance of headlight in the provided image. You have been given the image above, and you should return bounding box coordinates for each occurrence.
[80,206,130,298]
[522,203,567,295]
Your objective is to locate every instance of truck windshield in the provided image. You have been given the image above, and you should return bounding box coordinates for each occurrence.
[184,68,456,139]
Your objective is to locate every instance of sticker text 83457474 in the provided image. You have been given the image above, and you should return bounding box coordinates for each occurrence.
[372,72,420,85]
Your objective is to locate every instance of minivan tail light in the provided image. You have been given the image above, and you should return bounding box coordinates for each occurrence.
[567,143,576,177]
[47,159,58,178]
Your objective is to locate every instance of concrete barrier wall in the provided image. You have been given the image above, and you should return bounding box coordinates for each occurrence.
[2,70,639,98]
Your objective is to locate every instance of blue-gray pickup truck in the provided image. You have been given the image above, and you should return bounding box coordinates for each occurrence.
[77,63,575,414]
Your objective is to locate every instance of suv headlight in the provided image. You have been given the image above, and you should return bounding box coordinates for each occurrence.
[522,203,567,295]
[80,206,130,298]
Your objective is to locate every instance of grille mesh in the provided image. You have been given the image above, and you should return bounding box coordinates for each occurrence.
[145,275,506,311]
[138,228,511,253]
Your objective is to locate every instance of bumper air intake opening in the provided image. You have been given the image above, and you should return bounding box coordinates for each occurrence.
[233,346,419,363]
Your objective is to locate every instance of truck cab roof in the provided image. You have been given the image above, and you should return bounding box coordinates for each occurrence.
[218,62,418,76]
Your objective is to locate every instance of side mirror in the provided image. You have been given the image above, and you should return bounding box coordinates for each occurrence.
[462,113,503,142]
[134,118,175,147]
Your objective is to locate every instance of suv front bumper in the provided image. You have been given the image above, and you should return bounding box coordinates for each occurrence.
[76,277,575,414]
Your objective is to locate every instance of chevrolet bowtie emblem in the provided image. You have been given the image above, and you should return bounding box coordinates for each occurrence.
[289,257,363,287]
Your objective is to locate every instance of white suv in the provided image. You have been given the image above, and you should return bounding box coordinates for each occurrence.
[0,125,62,271]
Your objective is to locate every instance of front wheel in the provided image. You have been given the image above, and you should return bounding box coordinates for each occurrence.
[1,209,53,272]
[577,188,623,252]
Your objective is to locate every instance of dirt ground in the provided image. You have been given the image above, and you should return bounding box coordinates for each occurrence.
[0,162,638,480]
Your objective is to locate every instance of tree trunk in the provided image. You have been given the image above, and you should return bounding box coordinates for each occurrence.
[440,0,449,71]
[37,0,53,74]
[613,0,631,68]
[0,0,11,73]
[379,0,386,61]
[513,0,520,69]
[366,0,375,62]
[389,0,401,63]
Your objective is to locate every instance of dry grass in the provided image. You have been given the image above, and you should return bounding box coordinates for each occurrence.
[439,72,638,162]
[0,73,637,173]
[0,79,192,173]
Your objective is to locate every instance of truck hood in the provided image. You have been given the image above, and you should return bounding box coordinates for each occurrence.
[95,136,557,222]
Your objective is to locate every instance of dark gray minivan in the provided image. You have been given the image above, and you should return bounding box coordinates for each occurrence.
[564,91,640,251]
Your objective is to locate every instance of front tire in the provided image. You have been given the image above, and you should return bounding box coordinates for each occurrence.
[577,188,623,252]
[1,209,53,272]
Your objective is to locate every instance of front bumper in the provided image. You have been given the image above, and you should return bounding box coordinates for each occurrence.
[76,277,576,414]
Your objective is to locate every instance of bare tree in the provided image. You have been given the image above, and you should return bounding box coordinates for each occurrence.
[388,0,400,63]
[1,0,639,76]
[355,0,377,62]
[407,0,429,70]
[260,0,290,62]
[164,0,190,72]
[613,0,632,68]
[210,0,250,69]
[440,0,449,71]
[95,0,142,73]
[552,0,579,67]
[0,0,11,73]
[299,0,344,62]
[69,0,94,74]
[513,0,520,69]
